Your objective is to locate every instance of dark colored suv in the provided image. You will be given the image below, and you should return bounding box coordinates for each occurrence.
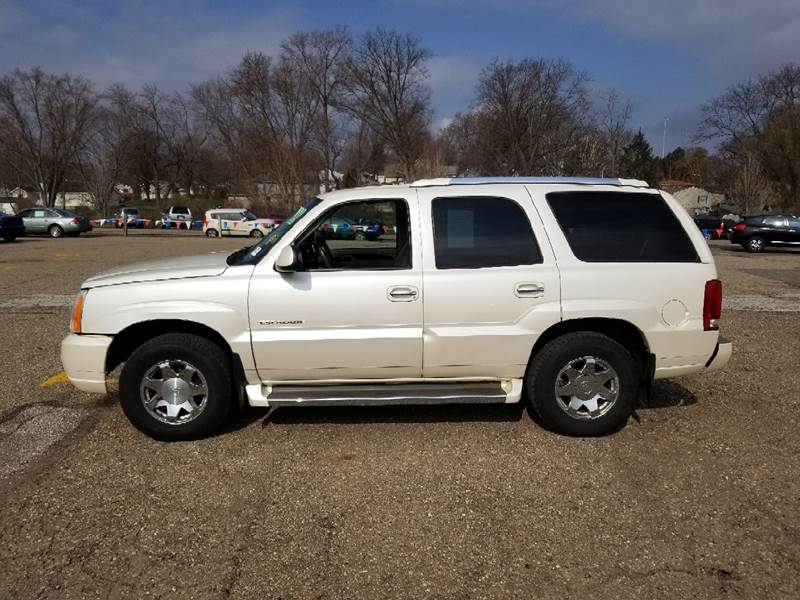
[729,215,800,252]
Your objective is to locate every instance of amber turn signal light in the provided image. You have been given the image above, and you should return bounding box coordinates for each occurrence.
[71,292,86,333]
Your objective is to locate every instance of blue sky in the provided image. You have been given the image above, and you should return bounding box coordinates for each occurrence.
[1,0,799,153]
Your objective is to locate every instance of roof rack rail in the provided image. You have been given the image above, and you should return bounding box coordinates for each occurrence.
[410,176,649,188]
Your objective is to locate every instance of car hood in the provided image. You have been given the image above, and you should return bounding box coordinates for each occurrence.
[82,252,231,288]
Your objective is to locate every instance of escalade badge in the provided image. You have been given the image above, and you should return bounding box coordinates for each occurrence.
[258,319,304,326]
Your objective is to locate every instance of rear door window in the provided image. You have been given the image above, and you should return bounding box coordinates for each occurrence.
[763,216,786,227]
[431,196,542,269]
[546,191,699,263]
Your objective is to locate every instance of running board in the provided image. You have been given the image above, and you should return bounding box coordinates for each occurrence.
[246,380,523,407]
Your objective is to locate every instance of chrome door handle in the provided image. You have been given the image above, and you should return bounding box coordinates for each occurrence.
[387,286,419,302]
[515,282,545,298]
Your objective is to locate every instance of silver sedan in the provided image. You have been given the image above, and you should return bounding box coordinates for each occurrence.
[16,208,92,238]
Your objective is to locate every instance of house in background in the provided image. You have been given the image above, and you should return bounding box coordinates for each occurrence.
[659,180,726,216]
[6,182,130,211]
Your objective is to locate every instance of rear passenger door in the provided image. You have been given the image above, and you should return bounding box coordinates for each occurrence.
[417,186,561,380]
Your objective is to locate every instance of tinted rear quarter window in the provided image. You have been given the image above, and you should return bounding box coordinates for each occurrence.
[432,196,542,269]
[546,191,699,262]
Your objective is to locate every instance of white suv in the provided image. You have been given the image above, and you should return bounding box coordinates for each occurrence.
[203,208,277,238]
[61,177,731,441]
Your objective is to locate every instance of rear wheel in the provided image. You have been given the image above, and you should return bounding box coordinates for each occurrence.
[745,236,765,253]
[48,224,63,238]
[3,236,16,242]
[119,333,232,441]
[354,230,366,241]
[527,332,640,436]
[205,228,219,238]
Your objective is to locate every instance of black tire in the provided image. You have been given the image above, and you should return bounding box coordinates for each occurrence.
[119,333,232,441]
[205,228,219,238]
[526,332,640,436]
[745,236,765,253]
[48,224,63,238]
[3,236,16,242]
[249,229,264,238]
[354,230,366,241]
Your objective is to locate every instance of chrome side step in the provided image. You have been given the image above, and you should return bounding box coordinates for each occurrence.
[246,381,522,407]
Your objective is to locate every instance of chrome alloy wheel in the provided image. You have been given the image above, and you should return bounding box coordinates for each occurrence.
[554,356,620,420]
[139,360,209,425]
[748,237,764,251]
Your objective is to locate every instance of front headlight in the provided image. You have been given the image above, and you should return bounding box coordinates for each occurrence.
[70,290,87,333]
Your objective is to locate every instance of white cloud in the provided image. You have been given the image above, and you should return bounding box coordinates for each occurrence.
[0,2,299,90]
[422,0,800,76]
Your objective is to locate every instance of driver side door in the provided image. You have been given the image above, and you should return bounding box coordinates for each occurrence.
[248,193,423,382]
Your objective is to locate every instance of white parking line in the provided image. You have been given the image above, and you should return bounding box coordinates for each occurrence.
[0,294,74,309]
[725,293,800,312]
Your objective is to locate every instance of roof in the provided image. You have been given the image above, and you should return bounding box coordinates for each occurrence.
[410,177,649,188]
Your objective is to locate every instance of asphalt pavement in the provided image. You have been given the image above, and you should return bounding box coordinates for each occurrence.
[1,231,798,599]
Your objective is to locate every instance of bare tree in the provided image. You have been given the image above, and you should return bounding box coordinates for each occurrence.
[731,150,768,214]
[699,62,800,210]
[595,89,633,175]
[281,27,352,190]
[0,68,97,207]
[75,98,127,216]
[341,28,432,180]
[449,58,590,176]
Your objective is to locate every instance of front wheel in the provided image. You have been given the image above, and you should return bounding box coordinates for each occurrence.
[249,229,264,238]
[527,332,640,436]
[205,228,219,238]
[3,236,16,242]
[354,230,366,241]
[745,236,765,253]
[119,333,232,441]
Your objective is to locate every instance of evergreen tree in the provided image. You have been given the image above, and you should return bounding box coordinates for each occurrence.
[620,130,660,185]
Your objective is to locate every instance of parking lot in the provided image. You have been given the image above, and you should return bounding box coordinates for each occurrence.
[1,230,799,599]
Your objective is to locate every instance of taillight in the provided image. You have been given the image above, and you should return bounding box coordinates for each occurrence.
[734,223,746,231]
[703,279,722,331]
[71,217,79,224]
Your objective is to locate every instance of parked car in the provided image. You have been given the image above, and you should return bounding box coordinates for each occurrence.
[353,219,384,241]
[203,209,277,238]
[62,176,731,441]
[115,207,143,228]
[16,207,92,238]
[162,206,192,229]
[319,216,382,241]
[729,214,800,252]
[0,210,25,241]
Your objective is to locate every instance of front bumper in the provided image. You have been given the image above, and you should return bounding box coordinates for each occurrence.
[61,333,113,393]
[705,337,732,372]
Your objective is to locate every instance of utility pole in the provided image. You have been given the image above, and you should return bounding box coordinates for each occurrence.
[661,117,669,158]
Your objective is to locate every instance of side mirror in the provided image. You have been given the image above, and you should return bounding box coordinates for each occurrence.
[274,245,298,272]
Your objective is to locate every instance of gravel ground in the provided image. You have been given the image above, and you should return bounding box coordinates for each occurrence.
[0,233,798,599]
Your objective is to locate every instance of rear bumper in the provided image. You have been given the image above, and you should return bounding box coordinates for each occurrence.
[61,333,113,393]
[0,225,25,237]
[705,337,732,372]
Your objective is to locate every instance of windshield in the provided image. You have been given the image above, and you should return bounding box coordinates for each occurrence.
[227,197,322,266]
[243,210,259,221]
[172,207,189,214]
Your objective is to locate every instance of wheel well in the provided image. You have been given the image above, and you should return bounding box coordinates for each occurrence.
[531,318,650,364]
[106,320,232,372]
